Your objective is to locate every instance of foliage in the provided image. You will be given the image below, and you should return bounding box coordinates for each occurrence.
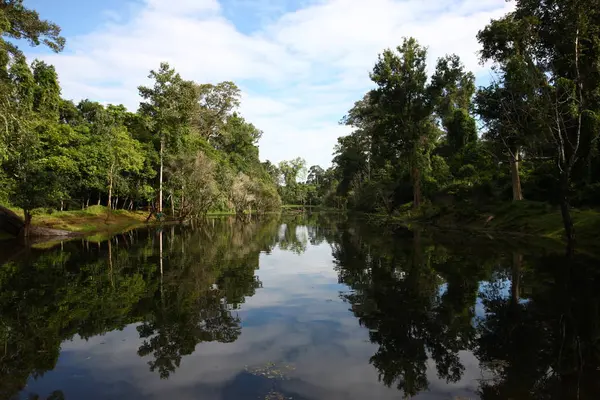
[322,0,600,245]
[0,3,281,233]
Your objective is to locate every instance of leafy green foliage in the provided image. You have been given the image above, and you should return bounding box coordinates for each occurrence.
[323,0,600,245]
[0,0,65,56]
[0,4,280,231]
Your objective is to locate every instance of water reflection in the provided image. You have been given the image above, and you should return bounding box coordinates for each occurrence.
[332,220,600,399]
[0,214,598,399]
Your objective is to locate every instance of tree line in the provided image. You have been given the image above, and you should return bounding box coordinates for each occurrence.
[3,0,600,242]
[318,0,600,244]
[0,1,281,236]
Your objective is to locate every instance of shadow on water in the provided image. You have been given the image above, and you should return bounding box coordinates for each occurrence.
[0,213,599,399]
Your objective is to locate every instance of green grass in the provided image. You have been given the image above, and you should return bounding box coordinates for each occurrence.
[8,205,149,234]
[396,200,600,248]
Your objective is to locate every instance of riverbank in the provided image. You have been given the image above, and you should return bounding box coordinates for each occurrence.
[369,200,600,248]
[0,206,149,240]
[0,206,278,241]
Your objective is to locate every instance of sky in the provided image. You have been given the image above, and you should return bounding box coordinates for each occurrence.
[24,0,514,168]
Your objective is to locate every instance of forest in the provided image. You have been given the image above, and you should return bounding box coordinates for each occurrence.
[2,0,600,244]
[0,1,284,236]
[284,0,600,245]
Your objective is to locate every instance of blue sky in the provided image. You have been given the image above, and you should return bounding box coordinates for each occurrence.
[25,0,513,168]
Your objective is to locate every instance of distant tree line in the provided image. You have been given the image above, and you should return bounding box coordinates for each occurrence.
[0,1,281,235]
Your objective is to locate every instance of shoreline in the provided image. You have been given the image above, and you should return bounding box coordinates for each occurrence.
[2,202,599,250]
[358,200,600,250]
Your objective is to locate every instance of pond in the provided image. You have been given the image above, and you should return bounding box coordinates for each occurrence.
[1,214,599,399]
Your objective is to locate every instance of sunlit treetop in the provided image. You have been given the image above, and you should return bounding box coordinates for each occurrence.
[0,0,65,56]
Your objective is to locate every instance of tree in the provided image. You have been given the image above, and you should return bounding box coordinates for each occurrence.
[2,57,79,235]
[429,55,478,154]
[368,38,436,209]
[0,0,65,57]
[102,117,144,210]
[138,62,197,214]
[307,165,324,186]
[168,150,219,220]
[230,172,254,216]
[278,157,307,204]
[262,160,280,185]
[332,131,369,198]
[477,0,600,243]
[193,81,241,143]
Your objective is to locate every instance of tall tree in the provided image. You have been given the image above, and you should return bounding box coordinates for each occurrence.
[103,105,144,210]
[3,57,79,235]
[278,157,307,204]
[477,0,600,243]
[369,38,435,209]
[429,54,478,153]
[138,63,197,213]
[194,81,241,143]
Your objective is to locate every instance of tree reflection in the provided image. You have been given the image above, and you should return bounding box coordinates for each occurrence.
[476,251,600,399]
[333,219,600,399]
[0,216,282,397]
[3,216,600,399]
[333,225,491,397]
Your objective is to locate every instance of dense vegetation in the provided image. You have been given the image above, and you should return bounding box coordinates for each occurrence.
[0,1,281,236]
[307,0,600,245]
[3,0,600,244]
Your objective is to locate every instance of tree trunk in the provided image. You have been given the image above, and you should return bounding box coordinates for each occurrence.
[60,200,64,212]
[108,178,113,209]
[22,210,32,238]
[86,196,90,209]
[159,138,164,213]
[170,191,175,218]
[559,170,575,246]
[98,195,101,206]
[412,166,421,209]
[180,186,185,219]
[510,150,523,201]
[114,197,119,210]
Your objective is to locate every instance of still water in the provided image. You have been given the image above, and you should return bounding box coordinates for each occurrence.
[1,214,599,399]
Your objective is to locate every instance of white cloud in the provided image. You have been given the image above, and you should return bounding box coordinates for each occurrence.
[31,0,514,168]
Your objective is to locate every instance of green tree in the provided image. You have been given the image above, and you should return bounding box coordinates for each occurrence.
[3,57,80,235]
[138,62,197,214]
[278,157,307,204]
[368,38,436,209]
[429,55,477,154]
[103,109,145,210]
[477,0,600,243]
[194,81,241,143]
[0,0,65,57]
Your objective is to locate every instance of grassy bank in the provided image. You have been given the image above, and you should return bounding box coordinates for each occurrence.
[1,206,149,239]
[380,200,600,248]
[0,206,272,241]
